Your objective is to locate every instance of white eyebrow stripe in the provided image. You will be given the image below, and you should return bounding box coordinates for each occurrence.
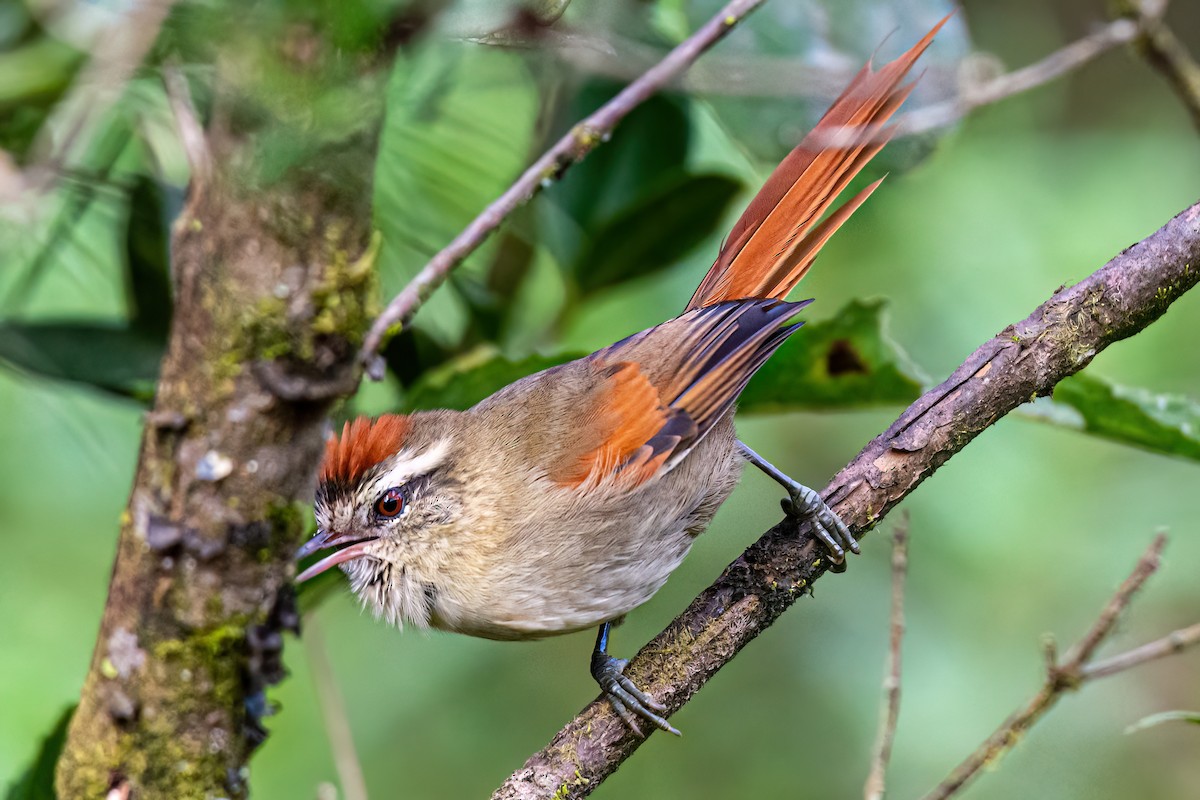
[375,439,449,488]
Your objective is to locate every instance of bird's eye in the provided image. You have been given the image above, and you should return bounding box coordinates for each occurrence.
[375,487,405,518]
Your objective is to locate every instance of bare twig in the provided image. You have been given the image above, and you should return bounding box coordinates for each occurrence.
[1083,621,1200,680]
[359,0,766,374]
[304,615,370,800]
[1115,0,1200,133]
[810,17,1140,149]
[897,17,1138,137]
[492,202,1200,800]
[864,515,910,800]
[162,64,212,203]
[920,534,1169,800]
[555,16,1140,150]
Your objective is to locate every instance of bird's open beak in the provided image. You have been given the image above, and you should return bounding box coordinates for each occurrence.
[295,529,375,582]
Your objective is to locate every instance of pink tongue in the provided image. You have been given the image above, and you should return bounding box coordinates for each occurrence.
[296,540,373,582]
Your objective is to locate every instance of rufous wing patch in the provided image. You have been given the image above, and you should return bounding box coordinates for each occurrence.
[553,362,674,488]
[320,415,411,485]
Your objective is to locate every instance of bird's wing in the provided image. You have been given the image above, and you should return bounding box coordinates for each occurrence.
[554,299,808,489]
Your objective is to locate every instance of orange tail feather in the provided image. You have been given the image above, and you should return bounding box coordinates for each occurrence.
[686,16,948,311]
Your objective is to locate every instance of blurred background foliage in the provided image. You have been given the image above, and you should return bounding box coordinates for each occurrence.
[2,0,1199,798]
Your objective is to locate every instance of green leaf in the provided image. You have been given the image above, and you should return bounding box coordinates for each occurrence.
[403,350,581,412]
[296,567,345,615]
[5,705,75,800]
[374,42,538,286]
[1124,710,1200,734]
[1050,374,1200,462]
[0,322,163,400]
[540,86,694,295]
[124,175,177,337]
[574,173,742,296]
[546,85,691,236]
[740,299,924,412]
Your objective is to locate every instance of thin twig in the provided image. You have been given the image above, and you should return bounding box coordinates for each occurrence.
[162,64,212,204]
[920,534,1168,800]
[898,18,1139,138]
[811,17,1139,149]
[359,0,766,374]
[864,514,910,800]
[304,615,370,800]
[1082,621,1200,680]
[1115,0,1200,133]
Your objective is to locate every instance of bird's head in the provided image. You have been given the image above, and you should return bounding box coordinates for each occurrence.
[296,414,463,584]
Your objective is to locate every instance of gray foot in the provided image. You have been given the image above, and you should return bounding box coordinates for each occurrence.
[591,623,679,737]
[738,440,858,565]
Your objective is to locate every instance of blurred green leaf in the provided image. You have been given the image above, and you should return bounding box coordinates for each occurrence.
[574,173,741,296]
[1125,710,1200,734]
[0,38,82,108]
[546,85,690,236]
[0,322,162,400]
[296,568,344,615]
[1050,374,1200,462]
[124,176,177,337]
[540,87,693,287]
[5,704,74,800]
[740,298,924,412]
[404,350,580,411]
[375,42,538,281]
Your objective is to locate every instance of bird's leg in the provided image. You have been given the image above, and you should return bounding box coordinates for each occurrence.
[590,621,679,737]
[737,440,858,565]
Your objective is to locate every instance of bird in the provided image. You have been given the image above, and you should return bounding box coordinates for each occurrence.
[297,19,945,737]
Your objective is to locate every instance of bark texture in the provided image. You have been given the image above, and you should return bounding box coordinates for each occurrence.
[55,174,373,798]
[493,201,1200,799]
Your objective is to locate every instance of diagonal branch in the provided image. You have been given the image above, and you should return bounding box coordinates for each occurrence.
[491,201,1200,800]
[358,0,766,373]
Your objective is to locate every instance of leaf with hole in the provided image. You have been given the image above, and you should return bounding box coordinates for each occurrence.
[739,298,924,412]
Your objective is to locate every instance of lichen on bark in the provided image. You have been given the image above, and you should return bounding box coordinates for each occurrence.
[56,169,375,798]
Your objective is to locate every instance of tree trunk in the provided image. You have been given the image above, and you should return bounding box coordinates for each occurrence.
[55,172,373,798]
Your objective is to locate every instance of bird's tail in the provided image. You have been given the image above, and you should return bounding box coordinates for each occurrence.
[686,16,947,311]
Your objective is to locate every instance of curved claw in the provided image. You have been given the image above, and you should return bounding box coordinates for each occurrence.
[593,655,680,737]
[783,483,859,563]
